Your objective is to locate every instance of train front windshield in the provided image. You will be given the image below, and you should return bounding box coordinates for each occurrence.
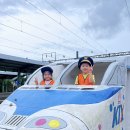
[59,62,111,86]
[27,64,68,85]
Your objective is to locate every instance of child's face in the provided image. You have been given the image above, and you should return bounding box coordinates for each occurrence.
[43,71,52,81]
[80,63,92,74]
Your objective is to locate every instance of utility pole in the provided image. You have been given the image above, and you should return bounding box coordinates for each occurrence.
[52,52,56,61]
[76,51,79,59]
[42,54,43,63]
[42,52,57,61]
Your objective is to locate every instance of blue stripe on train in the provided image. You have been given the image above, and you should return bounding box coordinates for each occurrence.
[7,87,121,116]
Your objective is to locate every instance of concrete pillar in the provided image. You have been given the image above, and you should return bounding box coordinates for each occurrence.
[2,80,4,93]
[17,69,21,87]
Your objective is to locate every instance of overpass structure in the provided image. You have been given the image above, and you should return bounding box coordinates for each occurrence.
[0,53,47,73]
[0,53,48,92]
[0,71,17,79]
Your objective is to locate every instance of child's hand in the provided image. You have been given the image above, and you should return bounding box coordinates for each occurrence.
[88,67,93,74]
[35,78,38,85]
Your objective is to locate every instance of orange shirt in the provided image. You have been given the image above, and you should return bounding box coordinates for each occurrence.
[75,73,95,85]
[40,80,55,85]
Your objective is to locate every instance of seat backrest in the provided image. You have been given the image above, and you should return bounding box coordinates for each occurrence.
[60,62,110,85]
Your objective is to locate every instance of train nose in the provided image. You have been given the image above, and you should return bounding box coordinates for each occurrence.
[19,109,89,130]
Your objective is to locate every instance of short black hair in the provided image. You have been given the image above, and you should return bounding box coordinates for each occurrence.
[41,67,53,74]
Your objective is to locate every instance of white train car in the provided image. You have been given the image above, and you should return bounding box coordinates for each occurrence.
[0,56,130,130]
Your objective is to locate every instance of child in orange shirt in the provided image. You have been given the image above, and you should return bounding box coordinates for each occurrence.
[35,67,55,85]
[75,57,95,85]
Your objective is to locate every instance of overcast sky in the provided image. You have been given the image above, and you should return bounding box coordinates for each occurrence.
[0,0,130,61]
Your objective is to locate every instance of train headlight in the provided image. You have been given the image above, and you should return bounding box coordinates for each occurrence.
[25,116,67,129]
[0,112,6,122]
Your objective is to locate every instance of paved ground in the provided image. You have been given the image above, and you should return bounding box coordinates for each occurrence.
[0,92,11,103]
